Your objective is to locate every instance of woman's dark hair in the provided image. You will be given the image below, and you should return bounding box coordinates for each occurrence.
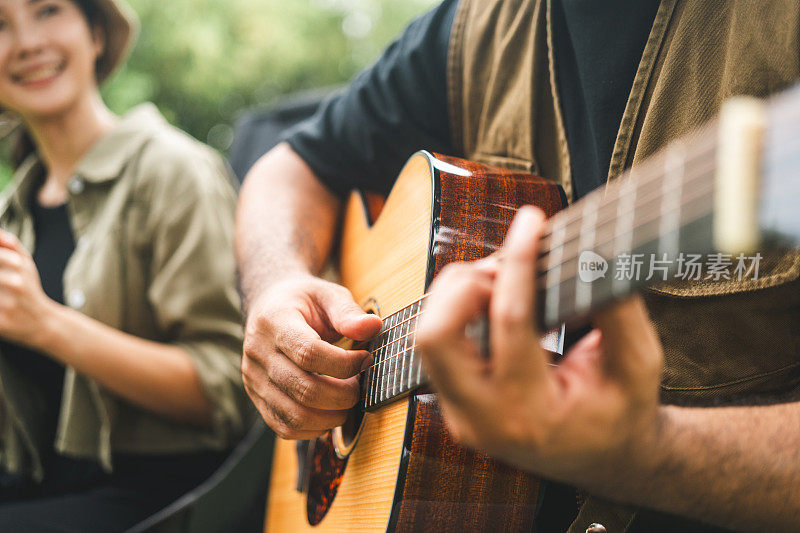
[11,0,106,168]
[72,0,103,30]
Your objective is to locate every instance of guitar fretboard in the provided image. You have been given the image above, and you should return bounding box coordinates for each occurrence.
[360,299,426,410]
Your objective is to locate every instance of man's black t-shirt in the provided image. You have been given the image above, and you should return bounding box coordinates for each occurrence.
[285,0,660,201]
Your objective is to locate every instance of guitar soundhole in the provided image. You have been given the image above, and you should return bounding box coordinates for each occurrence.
[332,404,365,458]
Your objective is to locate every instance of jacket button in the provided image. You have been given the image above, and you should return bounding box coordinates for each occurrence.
[67,289,86,309]
[67,176,85,195]
[585,524,607,533]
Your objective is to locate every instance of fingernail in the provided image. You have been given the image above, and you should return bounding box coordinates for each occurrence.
[360,354,374,371]
[507,206,543,243]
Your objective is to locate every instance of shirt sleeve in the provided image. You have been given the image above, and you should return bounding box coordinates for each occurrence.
[283,0,459,197]
[139,138,251,444]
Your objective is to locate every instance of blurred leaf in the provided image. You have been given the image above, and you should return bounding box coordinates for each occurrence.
[102,0,438,150]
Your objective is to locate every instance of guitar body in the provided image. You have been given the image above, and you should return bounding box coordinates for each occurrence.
[264,152,566,532]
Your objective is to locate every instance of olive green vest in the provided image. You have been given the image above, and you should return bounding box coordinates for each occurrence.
[448,1,800,531]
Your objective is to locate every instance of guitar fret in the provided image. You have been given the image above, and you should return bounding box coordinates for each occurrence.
[399,308,407,395]
[612,177,637,296]
[382,314,395,403]
[545,217,567,326]
[397,307,408,394]
[385,313,394,400]
[575,198,600,313]
[412,303,422,386]
[369,331,379,407]
[660,144,685,259]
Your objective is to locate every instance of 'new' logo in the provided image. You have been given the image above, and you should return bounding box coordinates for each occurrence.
[578,250,608,283]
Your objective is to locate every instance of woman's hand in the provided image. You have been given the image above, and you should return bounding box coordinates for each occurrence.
[416,206,665,484]
[0,229,58,348]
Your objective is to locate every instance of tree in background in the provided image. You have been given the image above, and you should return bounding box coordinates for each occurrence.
[0,0,435,189]
[104,0,436,150]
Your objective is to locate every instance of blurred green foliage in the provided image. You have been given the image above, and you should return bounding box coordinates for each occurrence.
[104,0,437,150]
[0,0,436,190]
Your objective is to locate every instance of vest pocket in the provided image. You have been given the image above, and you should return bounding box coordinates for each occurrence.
[645,274,800,405]
[647,248,800,298]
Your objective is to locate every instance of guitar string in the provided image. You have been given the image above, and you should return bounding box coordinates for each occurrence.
[362,184,717,384]
[538,150,715,262]
[535,124,719,250]
[362,194,766,399]
[543,192,715,295]
[540,89,800,243]
[537,174,716,282]
[537,141,717,262]
[537,127,800,274]
[539,114,800,255]
[524,91,799,252]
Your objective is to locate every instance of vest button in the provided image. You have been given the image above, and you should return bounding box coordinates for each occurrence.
[67,289,86,309]
[585,524,607,533]
[67,176,85,195]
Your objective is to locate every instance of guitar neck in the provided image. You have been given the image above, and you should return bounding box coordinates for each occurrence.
[537,123,720,330]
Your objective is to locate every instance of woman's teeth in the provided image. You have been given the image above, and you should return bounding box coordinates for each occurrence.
[15,63,64,83]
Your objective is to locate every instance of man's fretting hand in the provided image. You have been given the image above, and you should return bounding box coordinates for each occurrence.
[417,206,664,483]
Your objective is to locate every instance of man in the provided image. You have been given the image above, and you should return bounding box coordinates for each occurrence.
[236,0,800,530]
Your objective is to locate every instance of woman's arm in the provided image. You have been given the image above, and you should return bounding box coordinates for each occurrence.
[39,304,213,426]
[0,230,212,426]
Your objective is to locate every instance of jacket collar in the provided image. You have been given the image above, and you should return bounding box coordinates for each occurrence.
[1,103,166,215]
[75,102,166,183]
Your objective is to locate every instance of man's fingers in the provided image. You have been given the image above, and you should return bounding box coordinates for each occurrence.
[271,311,370,378]
[247,392,340,440]
[314,284,383,341]
[417,263,492,406]
[489,206,549,380]
[593,296,662,384]
[263,350,360,410]
[242,356,349,437]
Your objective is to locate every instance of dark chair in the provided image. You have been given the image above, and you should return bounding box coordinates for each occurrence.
[228,87,336,183]
[126,420,273,533]
[128,90,332,533]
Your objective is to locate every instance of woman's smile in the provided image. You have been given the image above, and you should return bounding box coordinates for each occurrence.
[10,58,66,88]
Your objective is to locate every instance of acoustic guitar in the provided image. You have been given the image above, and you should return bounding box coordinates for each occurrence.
[263,89,800,532]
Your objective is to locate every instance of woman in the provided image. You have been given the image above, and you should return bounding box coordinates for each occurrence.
[0,0,250,529]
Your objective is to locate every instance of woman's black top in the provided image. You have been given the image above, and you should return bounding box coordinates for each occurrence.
[0,199,74,474]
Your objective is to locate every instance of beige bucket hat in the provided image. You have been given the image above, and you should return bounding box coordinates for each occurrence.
[0,0,140,137]
[94,0,140,83]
